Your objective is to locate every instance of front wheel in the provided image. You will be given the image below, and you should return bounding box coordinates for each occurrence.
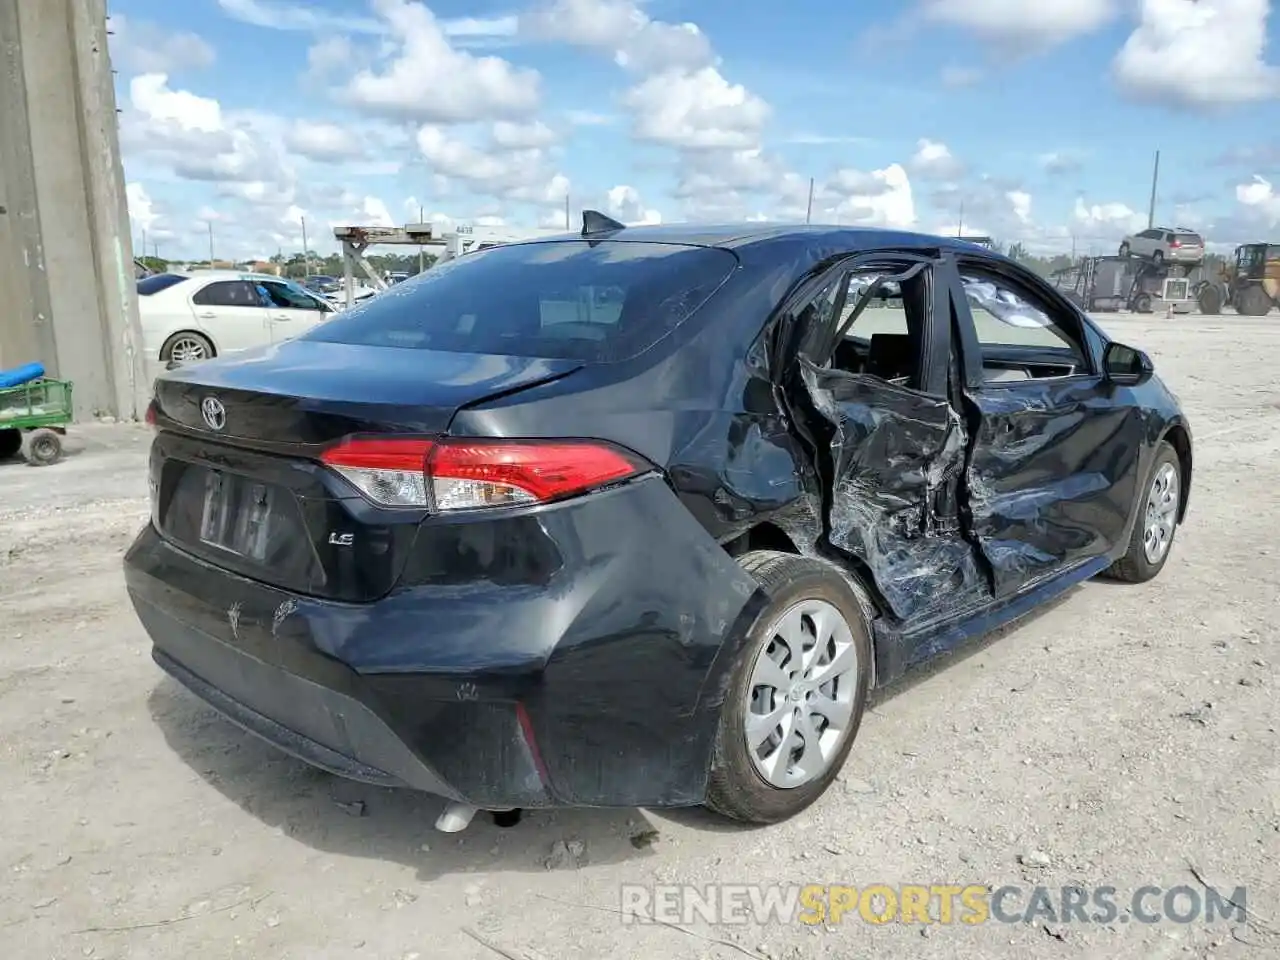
[1119,243,1131,258]
[705,551,873,824]
[1103,442,1181,583]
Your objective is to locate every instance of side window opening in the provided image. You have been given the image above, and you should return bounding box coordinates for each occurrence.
[958,269,1087,379]
[192,280,261,308]
[795,264,930,392]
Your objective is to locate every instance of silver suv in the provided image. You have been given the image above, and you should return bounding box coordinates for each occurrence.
[1119,227,1205,266]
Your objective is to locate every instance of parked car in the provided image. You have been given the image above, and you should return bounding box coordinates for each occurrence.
[1118,227,1205,266]
[136,270,337,364]
[301,275,340,294]
[124,220,1192,831]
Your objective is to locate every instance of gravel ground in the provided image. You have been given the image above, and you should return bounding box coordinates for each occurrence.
[1,313,1277,960]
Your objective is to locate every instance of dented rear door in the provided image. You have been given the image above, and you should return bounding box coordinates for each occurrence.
[787,252,990,625]
[945,257,1145,597]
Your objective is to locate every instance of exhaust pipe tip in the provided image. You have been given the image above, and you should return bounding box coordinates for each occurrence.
[435,802,479,833]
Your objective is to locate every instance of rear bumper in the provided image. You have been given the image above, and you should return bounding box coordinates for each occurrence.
[124,478,764,809]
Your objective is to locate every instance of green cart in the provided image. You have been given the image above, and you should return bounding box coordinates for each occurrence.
[0,377,73,466]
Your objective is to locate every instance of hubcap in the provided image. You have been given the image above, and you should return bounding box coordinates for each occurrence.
[170,337,209,362]
[1142,462,1179,564]
[744,599,859,790]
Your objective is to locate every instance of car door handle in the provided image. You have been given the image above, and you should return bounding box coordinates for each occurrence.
[270,313,291,321]
[197,312,216,319]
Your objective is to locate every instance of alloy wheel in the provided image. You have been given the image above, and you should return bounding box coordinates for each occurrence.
[744,599,859,789]
[168,336,210,362]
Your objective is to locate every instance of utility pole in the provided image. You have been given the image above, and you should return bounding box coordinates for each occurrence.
[957,201,964,237]
[140,229,147,262]
[805,177,814,224]
[301,216,310,276]
[565,194,570,230]
[1147,149,1160,229]
[417,205,424,274]
[207,220,214,265]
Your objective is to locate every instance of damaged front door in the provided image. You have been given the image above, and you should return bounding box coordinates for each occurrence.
[784,253,989,625]
[946,257,1147,597]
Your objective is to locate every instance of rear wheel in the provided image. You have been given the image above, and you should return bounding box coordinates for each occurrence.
[1134,292,1153,313]
[24,427,62,466]
[0,428,21,459]
[1118,243,1131,258]
[1104,442,1180,583]
[160,331,215,364]
[1152,250,1164,267]
[705,551,872,824]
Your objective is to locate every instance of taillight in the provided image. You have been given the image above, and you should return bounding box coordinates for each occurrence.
[320,437,648,511]
[144,400,157,427]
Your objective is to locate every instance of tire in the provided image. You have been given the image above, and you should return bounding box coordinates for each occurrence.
[705,550,873,824]
[160,331,215,364]
[1104,441,1181,583]
[1152,250,1164,267]
[24,427,62,466]
[1118,243,1130,258]
[1197,284,1223,315]
[1237,285,1272,317]
[0,428,20,460]
[1134,292,1153,313]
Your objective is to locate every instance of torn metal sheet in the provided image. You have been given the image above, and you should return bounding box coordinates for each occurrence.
[798,359,988,623]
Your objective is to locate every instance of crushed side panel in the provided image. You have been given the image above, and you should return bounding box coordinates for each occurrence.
[799,360,988,623]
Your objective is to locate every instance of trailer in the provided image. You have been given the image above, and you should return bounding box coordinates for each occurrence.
[1049,256,1196,314]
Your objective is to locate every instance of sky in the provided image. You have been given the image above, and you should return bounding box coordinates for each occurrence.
[107,0,1280,261]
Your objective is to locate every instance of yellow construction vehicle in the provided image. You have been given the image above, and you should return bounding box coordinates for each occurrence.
[1195,243,1280,316]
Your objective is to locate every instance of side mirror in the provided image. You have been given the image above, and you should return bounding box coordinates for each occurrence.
[1103,341,1154,386]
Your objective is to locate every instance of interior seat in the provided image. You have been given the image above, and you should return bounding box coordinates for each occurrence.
[865,333,917,383]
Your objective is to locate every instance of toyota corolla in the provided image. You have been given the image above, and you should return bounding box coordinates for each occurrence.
[124,214,1192,831]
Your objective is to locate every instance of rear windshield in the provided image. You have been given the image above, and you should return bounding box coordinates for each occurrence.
[1174,233,1202,243]
[303,240,738,362]
[137,273,188,296]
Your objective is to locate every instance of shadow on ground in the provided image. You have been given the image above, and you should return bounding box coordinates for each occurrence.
[147,678,665,881]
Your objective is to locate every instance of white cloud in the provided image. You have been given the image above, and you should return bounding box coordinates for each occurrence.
[908,139,964,179]
[1236,175,1280,222]
[825,164,916,228]
[1039,151,1084,175]
[217,0,517,41]
[126,182,158,233]
[340,0,541,122]
[284,120,366,161]
[522,0,714,73]
[606,185,661,224]
[1008,190,1032,224]
[491,120,559,149]
[108,15,216,75]
[623,66,769,150]
[920,0,1117,49]
[129,74,223,133]
[415,125,569,206]
[1072,197,1147,238]
[1114,0,1280,107]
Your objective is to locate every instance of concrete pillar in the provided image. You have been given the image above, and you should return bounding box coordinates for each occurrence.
[0,0,147,421]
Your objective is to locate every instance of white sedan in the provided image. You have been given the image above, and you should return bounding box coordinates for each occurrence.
[136,270,338,364]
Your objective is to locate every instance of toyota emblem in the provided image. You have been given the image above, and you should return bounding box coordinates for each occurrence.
[201,396,226,431]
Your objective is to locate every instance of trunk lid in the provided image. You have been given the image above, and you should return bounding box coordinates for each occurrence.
[148,339,583,602]
[154,339,582,444]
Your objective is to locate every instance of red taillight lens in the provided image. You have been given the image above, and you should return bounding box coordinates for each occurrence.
[320,437,646,510]
[144,401,157,427]
[1170,240,1180,248]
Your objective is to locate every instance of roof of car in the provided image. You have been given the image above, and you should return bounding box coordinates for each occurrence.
[519,222,1000,254]
[171,269,292,282]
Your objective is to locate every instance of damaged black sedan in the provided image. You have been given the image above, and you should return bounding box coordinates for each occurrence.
[124,214,1192,830]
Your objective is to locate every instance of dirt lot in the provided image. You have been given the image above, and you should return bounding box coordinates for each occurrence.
[1,313,1277,960]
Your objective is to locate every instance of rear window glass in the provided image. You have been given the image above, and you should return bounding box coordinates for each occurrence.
[303,241,738,362]
[1175,233,1202,243]
[137,273,188,296]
